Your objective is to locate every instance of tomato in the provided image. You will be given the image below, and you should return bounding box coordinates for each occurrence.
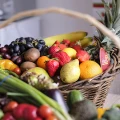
[37,105,53,118]
[13,67,21,75]
[3,101,18,112]
[46,115,58,120]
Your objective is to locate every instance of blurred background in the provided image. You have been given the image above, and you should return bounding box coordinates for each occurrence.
[0,0,106,45]
[1,0,119,95]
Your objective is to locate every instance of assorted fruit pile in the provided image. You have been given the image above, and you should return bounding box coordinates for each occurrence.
[0,34,109,89]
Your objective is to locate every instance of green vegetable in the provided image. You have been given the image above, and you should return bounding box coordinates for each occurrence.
[102,107,120,120]
[67,90,84,108]
[0,70,72,120]
[0,109,4,119]
[69,99,97,120]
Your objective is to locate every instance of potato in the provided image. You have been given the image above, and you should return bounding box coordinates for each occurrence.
[24,48,40,62]
[20,61,37,72]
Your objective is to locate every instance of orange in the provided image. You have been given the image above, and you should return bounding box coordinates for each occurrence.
[79,60,102,80]
[37,56,50,70]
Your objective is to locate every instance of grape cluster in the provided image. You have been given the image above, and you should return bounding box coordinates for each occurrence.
[0,37,49,65]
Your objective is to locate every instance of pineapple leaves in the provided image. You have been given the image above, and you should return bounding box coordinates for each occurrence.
[112,0,117,21]
[116,0,120,17]
[102,0,113,28]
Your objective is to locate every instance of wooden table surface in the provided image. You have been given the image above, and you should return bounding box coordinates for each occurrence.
[104,93,120,108]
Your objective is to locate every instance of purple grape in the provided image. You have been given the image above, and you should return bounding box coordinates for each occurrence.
[9,48,14,54]
[12,53,18,57]
[3,53,11,59]
[14,44,20,52]
[16,56,23,64]
[11,56,19,62]
[0,47,8,53]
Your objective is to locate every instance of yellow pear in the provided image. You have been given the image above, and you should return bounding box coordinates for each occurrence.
[60,59,80,83]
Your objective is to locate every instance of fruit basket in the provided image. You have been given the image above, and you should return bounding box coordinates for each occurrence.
[0,1,120,108]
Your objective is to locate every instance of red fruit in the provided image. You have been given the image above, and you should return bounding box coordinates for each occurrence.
[53,41,60,45]
[72,45,82,52]
[69,41,76,47]
[13,67,21,75]
[61,39,70,46]
[46,59,59,77]
[3,101,18,113]
[52,51,71,66]
[32,117,43,120]
[49,46,60,55]
[58,44,66,50]
[23,105,38,120]
[76,50,90,62]
[12,104,28,119]
[2,113,15,120]
[53,41,66,50]
[46,115,58,120]
[37,105,53,118]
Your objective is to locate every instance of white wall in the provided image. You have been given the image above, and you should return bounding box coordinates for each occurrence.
[36,0,93,38]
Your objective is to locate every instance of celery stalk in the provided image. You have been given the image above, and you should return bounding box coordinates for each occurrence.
[0,71,72,120]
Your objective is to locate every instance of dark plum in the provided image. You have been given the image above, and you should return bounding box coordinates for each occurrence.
[3,53,11,59]
[14,44,20,52]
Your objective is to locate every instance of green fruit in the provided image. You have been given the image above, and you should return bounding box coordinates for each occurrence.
[0,109,4,119]
[67,90,84,108]
[69,99,97,120]
[26,67,50,79]
[60,59,80,83]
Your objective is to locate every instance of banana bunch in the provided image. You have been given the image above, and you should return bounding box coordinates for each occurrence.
[44,31,95,47]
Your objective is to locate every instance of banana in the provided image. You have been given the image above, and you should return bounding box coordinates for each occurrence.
[44,31,87,46]
[80,37,93,48]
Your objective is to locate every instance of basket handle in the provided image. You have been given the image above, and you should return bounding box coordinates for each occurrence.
[0,7,120,48]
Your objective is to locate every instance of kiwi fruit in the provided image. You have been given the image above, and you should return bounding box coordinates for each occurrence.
[20,61,36,72]
[24,48,40,62]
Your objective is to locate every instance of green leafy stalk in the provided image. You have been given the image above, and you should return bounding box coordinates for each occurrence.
[0,70,72,120]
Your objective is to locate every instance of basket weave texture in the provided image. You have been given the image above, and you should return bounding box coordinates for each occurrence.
[0,7,120,108]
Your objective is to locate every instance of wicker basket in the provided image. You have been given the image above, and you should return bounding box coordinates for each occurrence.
[0,7,120,108]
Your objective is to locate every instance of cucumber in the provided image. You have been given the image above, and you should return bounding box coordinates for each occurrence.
[67,90,84,108]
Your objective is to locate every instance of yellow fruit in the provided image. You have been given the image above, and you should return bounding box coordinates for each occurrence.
[44,31,87,46]
[63,48,77,59]
[97,108,107,119]
[60,59,80,83]
[79,60,102,80]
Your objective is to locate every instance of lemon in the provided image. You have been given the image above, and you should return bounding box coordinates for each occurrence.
[63,48,77,59]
